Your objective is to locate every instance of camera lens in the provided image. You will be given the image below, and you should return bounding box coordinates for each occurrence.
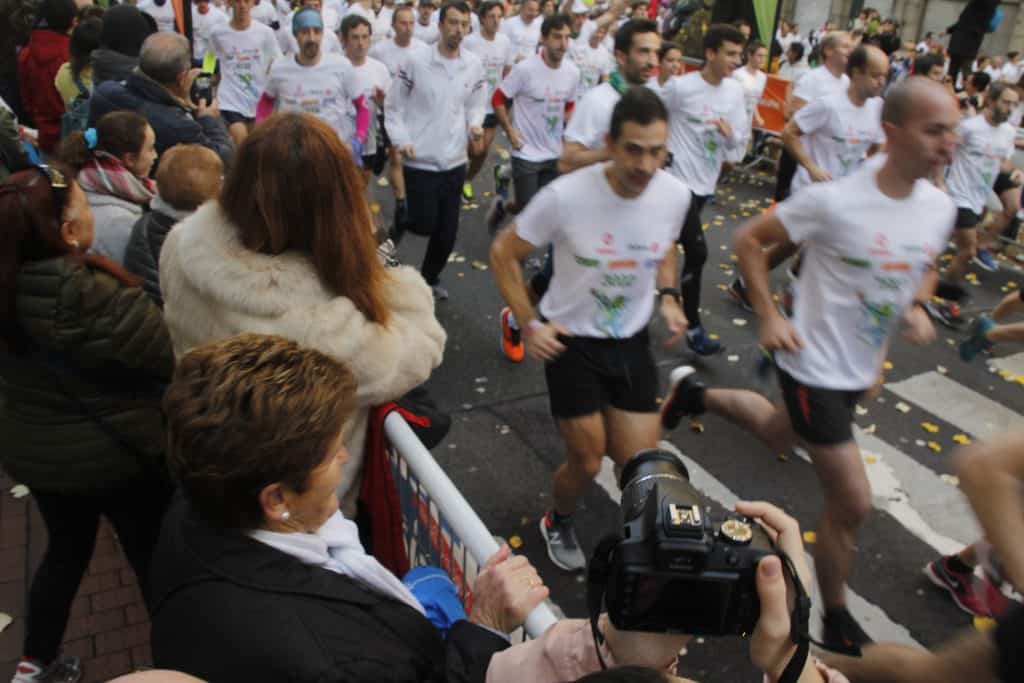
[619,448,691,521]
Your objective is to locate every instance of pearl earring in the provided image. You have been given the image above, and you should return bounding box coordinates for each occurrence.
[281,511,291,521]
[69,239,80,250]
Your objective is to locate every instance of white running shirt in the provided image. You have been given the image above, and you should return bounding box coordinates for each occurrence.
[349,57,391,155]
[498,54,579,161]
[570,39,613,99]
[370,37,430,77]
[137,0,177,33]
[191,5,229,59]
[792,65,849,104]
[562,81,620,149]
[775,164,955,390]
[462,32,515,114]
[946,114,1016,213]
[516,163,691,339]
[209,22,282,118]
[263,53,362,142]
[791,91,885,193]
[500,15,541,62]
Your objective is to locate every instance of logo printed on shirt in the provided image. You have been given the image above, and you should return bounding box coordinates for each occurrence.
[574,254,599,267]
[608,259,637,270]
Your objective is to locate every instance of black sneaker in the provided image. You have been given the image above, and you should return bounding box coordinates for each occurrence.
[727,278,753,312]
[539,511,586,571]
[924,301,964,330]
[822,608,873,657]
[661,366,705,430]
[391,198,410,244]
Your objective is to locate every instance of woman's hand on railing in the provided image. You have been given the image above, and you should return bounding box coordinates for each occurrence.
[468,544,550,634]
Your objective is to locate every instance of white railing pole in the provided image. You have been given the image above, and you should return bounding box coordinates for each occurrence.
[384,412,559,638]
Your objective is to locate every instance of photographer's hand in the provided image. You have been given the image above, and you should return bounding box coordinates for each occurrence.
[735,501,822,683]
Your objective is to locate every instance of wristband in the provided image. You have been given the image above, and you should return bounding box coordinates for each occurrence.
[657,287,681,304]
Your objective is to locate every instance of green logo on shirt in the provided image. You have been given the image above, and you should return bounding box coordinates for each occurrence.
[574,254,599,267]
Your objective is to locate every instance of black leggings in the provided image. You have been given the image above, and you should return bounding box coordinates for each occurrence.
[775,148,798,202]
[678,192,710,328]
[404,164,467,286]
[24,480,170,665]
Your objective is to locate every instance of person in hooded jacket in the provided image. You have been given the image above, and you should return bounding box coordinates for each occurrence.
[59,111,159,264]
[124,143,224,307]
[17,0,76,154]
[90,5,158,87]
[0,163,173,683]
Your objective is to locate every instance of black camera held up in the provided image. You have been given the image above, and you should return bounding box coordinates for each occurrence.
[587,448,773,637]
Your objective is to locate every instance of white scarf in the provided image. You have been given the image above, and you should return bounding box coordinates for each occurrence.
[249,511,425,616]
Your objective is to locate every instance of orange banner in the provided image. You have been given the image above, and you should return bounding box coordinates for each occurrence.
[172,0,185,34]
[755,74,788,134]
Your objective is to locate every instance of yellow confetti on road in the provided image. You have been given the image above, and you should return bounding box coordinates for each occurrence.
[777,453,789,462]
[370,203,381,214]
[802,531,817,544]
[690,420,705,433]
[974,616,997,632]
[471,261,488,271]
[717,284,729,291]
[864,455,877,464]
[953,434,971,445]
[509,535,523,549]
[921,422,939,433]
[883,361,894,370]
[709,333,720,340]
[927,441,942,453]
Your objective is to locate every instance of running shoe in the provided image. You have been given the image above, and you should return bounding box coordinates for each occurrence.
[686,326,722,355]
[431,283,449,301]
[980,573,1018,620]
[462,181,474,203]
[12,655,82,683]
[539,511,586,571]
[493,159,512,199]
[959,315,996,362]
[486,197,507,235]
[727,278,753,312]
[924,301,964,330]
[821,608,874,657]
[661,366,705,430]
[972,248,999,272]
[923,557,989,617]
[500,306,524,363]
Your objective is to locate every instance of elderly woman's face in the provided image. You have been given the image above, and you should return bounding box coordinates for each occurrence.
[283,431,349,532]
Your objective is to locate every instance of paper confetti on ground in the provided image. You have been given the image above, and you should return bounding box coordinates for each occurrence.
[927,441,942,453]
[709,333,720,340]
[732,318,747,326]
[940,474,960,487]
[690,420,705,433]
[953,434,971,445]
[717,283,729,291]
[864,455,877,465]
[0,613,10,634]
[471,260,488,270]
[370,203,381,214]
[883,361,894,370]
[974,616,997,632]
[777,453,789,462]
[9,484,29,499]
[895,401,911,413]
[802,531,817,544]
[855,405,868,416]
[377,177,389,187]
[727,355,739,362]
[921,422,939,433]
[863,424,876,434]
[937,365,948,375]
[509,535,523,549]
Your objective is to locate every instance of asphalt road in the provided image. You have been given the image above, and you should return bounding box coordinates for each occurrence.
[372,142,1024,681]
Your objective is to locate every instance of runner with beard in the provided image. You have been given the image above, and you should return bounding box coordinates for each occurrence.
[257,8,369,154]
[500,0,543,62]
[413,0,441,45]
[278,0,344,55]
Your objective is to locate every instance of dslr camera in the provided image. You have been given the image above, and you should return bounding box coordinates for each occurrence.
[593,448,774,636]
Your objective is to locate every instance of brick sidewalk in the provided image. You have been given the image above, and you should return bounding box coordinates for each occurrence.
[0,470,151,683]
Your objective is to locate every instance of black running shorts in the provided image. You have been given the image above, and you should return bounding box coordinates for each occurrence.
[955,207,982,230]
[994,171,1019,196]
[221,110,254,127]
[778,367,864,446]
[483,113,499,129]
[544,330,659,419]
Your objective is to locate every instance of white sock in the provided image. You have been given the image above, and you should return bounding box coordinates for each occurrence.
[506,310,519,330]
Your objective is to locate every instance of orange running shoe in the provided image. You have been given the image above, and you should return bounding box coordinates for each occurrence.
[500,307,525,363]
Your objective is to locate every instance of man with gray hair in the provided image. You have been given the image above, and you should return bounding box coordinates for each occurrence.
[89,32,235,166]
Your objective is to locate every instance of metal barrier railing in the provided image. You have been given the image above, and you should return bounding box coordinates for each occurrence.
[385,412,559,639]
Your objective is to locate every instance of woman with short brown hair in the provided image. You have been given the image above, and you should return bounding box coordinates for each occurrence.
[151,334,546,682]
[159,112,446,516]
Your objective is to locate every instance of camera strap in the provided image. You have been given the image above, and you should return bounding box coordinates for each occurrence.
[775,549,813,683]
[586,534,620,670]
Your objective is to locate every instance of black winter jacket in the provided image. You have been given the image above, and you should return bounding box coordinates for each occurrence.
[89,70,234,166]
[947,0,999,58]
[124,202,186,307]
[150,498,510,683]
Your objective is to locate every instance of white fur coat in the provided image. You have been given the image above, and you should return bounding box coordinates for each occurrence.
[159,202,447,515]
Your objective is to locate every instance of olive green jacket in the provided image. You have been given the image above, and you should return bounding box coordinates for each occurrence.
[0,257,174,495]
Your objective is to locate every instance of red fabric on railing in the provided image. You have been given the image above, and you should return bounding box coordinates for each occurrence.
[359,403,411,577]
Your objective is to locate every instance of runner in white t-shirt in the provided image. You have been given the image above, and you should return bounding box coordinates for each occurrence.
[663,77,959,656]
[644,42,681,98]
[560,18,659,173]
[413,1,441,44]
[491,88,689,571]
[370,5,430,230]
[499,0,542,62]
[569,24,612,99]
[137,0,178,33]
[209,0,283,145]
[661,24,747,355]
[341,13,392,184]
[490,16,578,222]
[785,45,887,194]
[462,1,515,200]
[258,8,368,149]
[246,0,280,27]
[725,39,768,164]
[944,82,1023,284]
[372,1,395,44]
[192,0,229,59]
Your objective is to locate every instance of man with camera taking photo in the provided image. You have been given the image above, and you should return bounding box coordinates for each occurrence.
[90,33,235,168]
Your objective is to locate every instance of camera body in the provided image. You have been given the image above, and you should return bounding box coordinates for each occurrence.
[603,449,773,636]
[190,72,217,108]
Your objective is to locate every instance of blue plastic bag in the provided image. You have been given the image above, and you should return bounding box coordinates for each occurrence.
[403,566,467,637]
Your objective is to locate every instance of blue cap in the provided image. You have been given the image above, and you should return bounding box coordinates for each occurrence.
[292,7,324,34]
